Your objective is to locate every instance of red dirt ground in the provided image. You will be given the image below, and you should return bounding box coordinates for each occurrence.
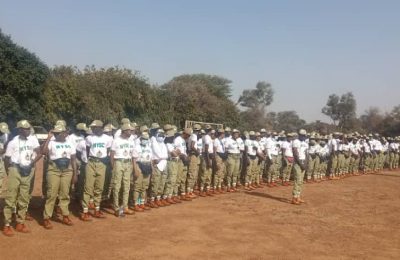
[1,161,399,260]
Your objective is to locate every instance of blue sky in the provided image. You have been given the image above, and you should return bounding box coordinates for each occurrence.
[1,0,399,122]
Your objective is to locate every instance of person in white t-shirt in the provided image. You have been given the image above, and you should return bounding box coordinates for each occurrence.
[0,122,10,198]
[2,120,42,236]
[173,128,191,201]
[187,123,201,198]
[199,127,215,196]
[244,131,263,190]
[41,124,77,229]
[149,129,169,207]
[281,133,295,185]
[110,123,136,216]
[225,129,241,191]
[291,129,309,205]
[80,120,112,221]
[213,128,227,193]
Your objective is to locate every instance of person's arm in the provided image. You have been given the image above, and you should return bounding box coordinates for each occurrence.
[110,150,116,170]
[70,154,77,185]
[4,156,10,175]
[293,145,305,171]
[40,130,53,155]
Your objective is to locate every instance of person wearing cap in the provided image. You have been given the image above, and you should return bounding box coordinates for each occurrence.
[381,137,389,171]
[41,124,77,229]
[163,125,180,204]
[281,133,294,186]
[2,120,42,236]
[388,137,399,171]
[81,120,112,221]
[199,127,215,196]
[187,123,201,198]
[348,136,362,175]
[328,132,340,180]
[291,129,309,205]
[213,128,227,193]
[224,129,241,192]
[0,122,10,197]
[110,123,136,216]
[254,132,265,187]
[305,135,321,183]
[361,137,373,174]
[173,128,191,201]
[149,128,169,207]
[149,122,160,138]
[132,132,153,212]
[317,136,330,180]
[101,123,116,204]
[264,130,280,187]
[74,126,92,203]
[244,131,263,190]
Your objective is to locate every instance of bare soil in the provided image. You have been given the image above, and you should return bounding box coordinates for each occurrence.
[1,160,399,260]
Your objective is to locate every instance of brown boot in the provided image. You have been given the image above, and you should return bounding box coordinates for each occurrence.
[80,213,92,222]
[92,210,106,219]
[2,226,14,237]
[140,204,151,210]
[43,219,53,230]
[199,191,207,197]
[291,198,300,205]
[155,200,164,207]
[25,212,33,221]
[15,223,30,233]
[134,205,144,212]
[180,195,191,201]
[123,208,135,215]
[62,216,73,226]
[148,201,159,208]
[166,198,175,205]
[172,197,182,203]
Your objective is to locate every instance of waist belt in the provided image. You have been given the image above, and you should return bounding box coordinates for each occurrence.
[168,158,179,161]
[115,158,132,163]
[248,154,257,160]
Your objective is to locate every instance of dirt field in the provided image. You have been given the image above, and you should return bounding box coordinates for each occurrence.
[1,163,400,260]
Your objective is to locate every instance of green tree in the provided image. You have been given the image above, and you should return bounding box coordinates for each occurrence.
[0,29,49,124]
[322,92,357,131]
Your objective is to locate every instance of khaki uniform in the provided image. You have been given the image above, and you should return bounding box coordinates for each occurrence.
[83,159,107,211]
[112,159,132,210]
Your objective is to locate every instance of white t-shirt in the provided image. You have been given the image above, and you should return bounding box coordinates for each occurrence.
[281,141,293,157]
[328,138,339,153]
[48,140,76,160]
[111,136,136,159]
[188,134,198,152]
[265,137,278,158]
[292,139,308,160]
[5,135,40,166]
[136,141,152,162]
[202,134,214,153]
[86,134,112,158]
[318,145,330,157]
[225,137,241,154]
[151,138,168,171]
[76,139,88,163]
[214,138,225,154]
[308,144,320,155]
[174,136,187,156]
[245,139,261,156]
[67,134,84,149]
[237,137,245,151]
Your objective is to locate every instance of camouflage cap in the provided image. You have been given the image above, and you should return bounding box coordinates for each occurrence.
[255,132,261,137]
[90,120,103,127]
[224,127,231,132]
[76,123,88,131]
[0,122,10,134]
[217,128,225,133]
[165,129,175,137]
[184,128,193,135]
[150,122,160,129]
[193,124,202,130]
[140,125,149,132]
[205,124,212,130]
[121,118,130,124]
[56,120,66,127]
[17,120,31,129]
[121,123,132,131]
[299,129,307,135]
[164,124,173,131]
[103,125,112,132]
[232,129,240,133]
[249,131,256,136]
[260,128,267,133]
[141,132,150,139]
[53,124,66,133]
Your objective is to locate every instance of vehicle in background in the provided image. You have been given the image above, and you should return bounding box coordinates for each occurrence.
[33,126,48,143]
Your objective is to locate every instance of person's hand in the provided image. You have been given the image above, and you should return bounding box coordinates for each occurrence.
[71,174,78,185]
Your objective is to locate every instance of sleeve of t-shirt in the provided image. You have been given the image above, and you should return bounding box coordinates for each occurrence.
[5,139,16,157]
[106,136,113,148]
[85,136,92,147]
[292,140,300,149]
[32,136,40,149]
[111,139,118,152]
[69,142,76,155]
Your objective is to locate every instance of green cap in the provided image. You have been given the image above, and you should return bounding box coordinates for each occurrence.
[0,122,10,134]
[76,123,88,131]
[17,120,31,129]
[90,120,104,127]
[53,124,66,133]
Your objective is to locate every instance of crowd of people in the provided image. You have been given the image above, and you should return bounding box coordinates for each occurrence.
[0,118,399,237]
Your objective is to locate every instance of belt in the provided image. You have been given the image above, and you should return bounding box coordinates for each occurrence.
[138,161,151,165]
[89,157,106,162]
[115,158,132,163]
[168,158,179,161]
[228,153,240,157]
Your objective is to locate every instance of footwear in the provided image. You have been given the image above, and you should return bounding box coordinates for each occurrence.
[92,210,106,218]
[140,204,151,210]
[148,201,159,208]
[123,208,135,215]
[62,216,73,226]
[267,183,273,188]
[244,186,251,191]
[43,219,53,230]
[25,213,33,221]
[2,226,14,237]
[298,198,305,204]
[134,205,144,212]
[15,223,30,233]
[188,193,198,199]
[199,191,207,197]
[173,197,182,203]
[166,198,175,204]
[206,191,214,196]
[80,213,92,222]
[155,200,164,207]
[55,206,62,215]
[180,195,191,201]
[291,198,301,205]
[229,188,235,192]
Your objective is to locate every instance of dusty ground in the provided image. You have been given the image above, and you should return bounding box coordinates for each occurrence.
[0,161,399,260]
